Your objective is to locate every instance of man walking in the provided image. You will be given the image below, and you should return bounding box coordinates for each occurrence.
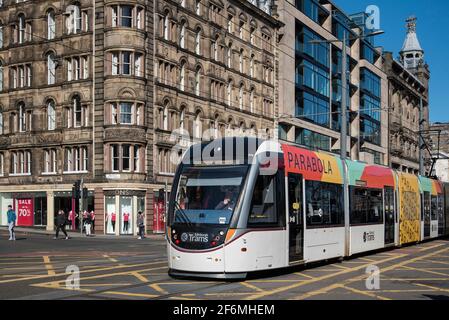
[84,211,92,237]
[7,205,16,241]
[54,210,69,240]
[137,211,145,240]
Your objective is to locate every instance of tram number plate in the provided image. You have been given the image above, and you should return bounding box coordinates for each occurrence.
[181,232,209,243]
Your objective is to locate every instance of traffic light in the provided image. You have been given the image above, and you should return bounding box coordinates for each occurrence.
[82,187,88,199]
[72,180,81,199]
[158,188,165,202]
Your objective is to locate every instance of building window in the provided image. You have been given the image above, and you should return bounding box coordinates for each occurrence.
[11,150,31,175]
[0,61,3,91]
[297,24,329,67]
[110,102,143,125]
[110,51,142,76]
[296,91,330,127]
[163,12,169,40]
[295,128,330,151]
[67,95,88,128]
[226,80,233,106]
[239,84,244,110]
[47,100,56,130]
[179,61,186,91]
[195,28,201,55]
[239,49,244,73]
[227,14,233,33]
[18,103,28,132]
[47,53,56,85]
[0,111,3,135]
[0,153,3,176]
[238,21,244,39]
[111,5,143,28]
[67,56,88,81]
[305,180,344,227]
[227,42,232,68]
[193,112,202,139]
[249,88,255,113]
[298,59,330,97]
[0,25,4,48]
[250,54,254,77]
[44,149,57,174]
[179,21,186,48]
[65,146,88,172]
[110,144,142,172]
[195,0,201,15]
[250,27,255,45]
[194,67,201,96]
[11,64,32,89]
[47,10,56,39]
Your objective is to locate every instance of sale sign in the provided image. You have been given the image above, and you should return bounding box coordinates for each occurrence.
[153,196,165,234]
[17,198,34,226]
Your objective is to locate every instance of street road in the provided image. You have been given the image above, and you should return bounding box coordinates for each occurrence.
[1,230,449,300]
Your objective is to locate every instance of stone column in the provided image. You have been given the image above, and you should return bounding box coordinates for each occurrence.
[46,191,54,231]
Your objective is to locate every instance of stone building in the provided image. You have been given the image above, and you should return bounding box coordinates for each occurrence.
[276,0,389,165]
[152,0,280,185]
[383,17,430,174]
[0,0,281,235]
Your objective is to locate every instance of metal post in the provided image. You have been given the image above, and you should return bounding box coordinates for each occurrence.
[419,96,424,176]
[341,33,350,256]
[79,178,84,235]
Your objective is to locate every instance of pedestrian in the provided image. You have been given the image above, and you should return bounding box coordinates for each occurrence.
[137,211,145,240]
[7,205,16,241]
[84,211,92,237]
[54,210,69,240]
[90,210,95,232]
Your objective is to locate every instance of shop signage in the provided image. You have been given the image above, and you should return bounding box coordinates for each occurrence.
[153,197,166,234]
[17,198,34,226]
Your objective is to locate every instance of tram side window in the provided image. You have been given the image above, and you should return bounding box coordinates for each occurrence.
[431,195,437,220]
[350,187,383,225]
[305,181,343,227]
[248,173,280,227]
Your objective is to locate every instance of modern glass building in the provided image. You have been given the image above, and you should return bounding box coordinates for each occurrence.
[277,0,388,164]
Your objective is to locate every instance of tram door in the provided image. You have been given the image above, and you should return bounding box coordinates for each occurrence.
[423,191,431,238]
[288,173,304,263]
[384,187,395,245]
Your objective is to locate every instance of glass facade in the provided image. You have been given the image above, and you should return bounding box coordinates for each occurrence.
[295,0,322,23]
[360,68,381,146]
[295,129,330,151]
[296,91,329,126]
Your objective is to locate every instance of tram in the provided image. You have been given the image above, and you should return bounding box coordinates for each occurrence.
[166,137,449,279]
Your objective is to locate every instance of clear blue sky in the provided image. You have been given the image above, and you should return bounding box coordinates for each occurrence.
[335,0,449,123]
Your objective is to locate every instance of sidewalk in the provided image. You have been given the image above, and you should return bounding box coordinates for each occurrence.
[0,226,166,241]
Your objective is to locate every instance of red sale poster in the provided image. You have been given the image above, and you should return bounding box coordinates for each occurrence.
[17,198,34,226]
[153,196,165,234]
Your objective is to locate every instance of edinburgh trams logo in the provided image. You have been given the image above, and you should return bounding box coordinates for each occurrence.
[363,231,375,242]
[181,232,209,243]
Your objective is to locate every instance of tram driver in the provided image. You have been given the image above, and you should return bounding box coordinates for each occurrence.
[215,189,237,211]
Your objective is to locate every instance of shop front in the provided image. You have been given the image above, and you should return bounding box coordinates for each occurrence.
[0,192,47,227]
[104,190,145,236]
[54,191,94,231]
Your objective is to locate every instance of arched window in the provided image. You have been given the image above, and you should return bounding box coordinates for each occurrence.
[195,28,201,55]
[193,112,202,139]
[47,53,56,85]
[194,67,201,96]
[0,61,3,91]
[226,80,232,106]
[250,54,254,77]
[18,14,25,43]
[163,12,169,40]
[195,0,201,15]
[239,84,244,110]
[249,88,254,113]
[179,21,186,48]
[163,102,169,130]
[0,23,3,48]
[250,27,255,45]
[47,100,56,130]
[239,49,244,73]
[212,35,219,61]
[227,42,232,68]
[47,10,56,39]
[179,61,186,91]
[0,108,3,135]
[179,107,185,131]
[213,114,219,139]
[66,4,81,34]
[180,0,186,8]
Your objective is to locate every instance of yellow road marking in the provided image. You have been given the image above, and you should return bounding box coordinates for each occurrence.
[384,278,449,281]
[290,246,449,300]
[169,296,199,300]
[294,272,315,279]
[43,256,56,276]
[103,255,118,263]
[0,260,166,284]
[205,292,258,296]
[341,285,391,300]
[241,281,264,292]
[78,283,133,287]
[149,283,169,295]
[132,272,148,283]
[32,266,167,289]
[101,291,158,298]
[333,264,350,270]
[358,258,376,262]
[378,289,434,293]
[414,283,449,293]
[419,243,445,251]
[248,279,307,283]
[245,254,404,300]
[181,293,196,296]
[401,265,449,277]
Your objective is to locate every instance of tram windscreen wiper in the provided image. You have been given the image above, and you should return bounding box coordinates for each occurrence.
[174,200,193,226]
